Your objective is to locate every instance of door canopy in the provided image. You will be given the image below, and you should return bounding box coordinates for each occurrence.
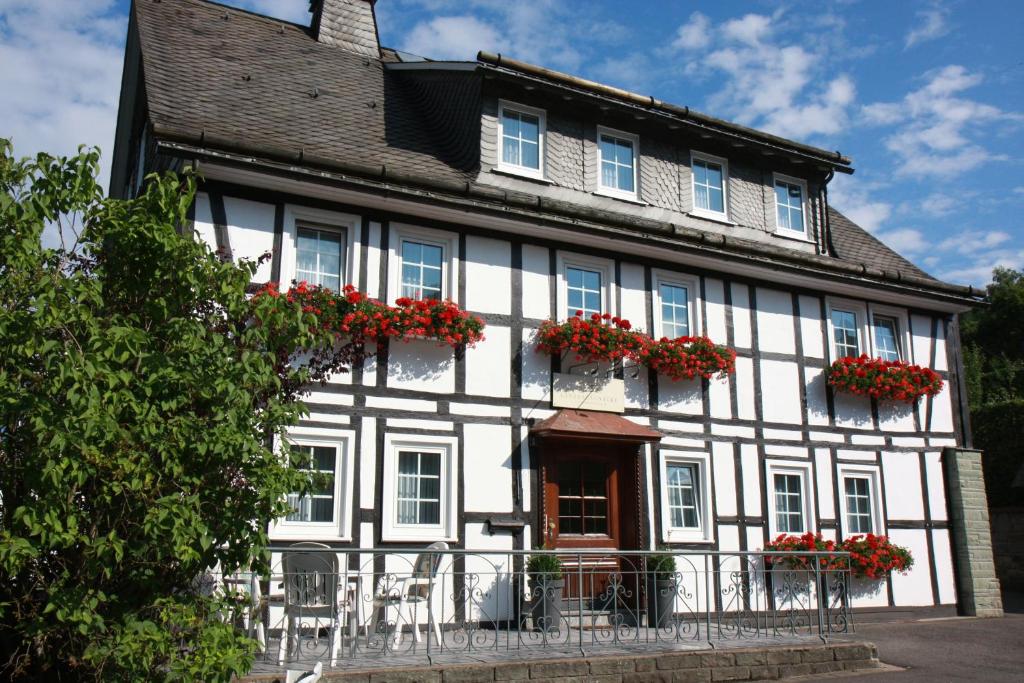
[530,409,662,444]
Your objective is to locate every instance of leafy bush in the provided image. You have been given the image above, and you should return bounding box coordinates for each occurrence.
[526,553,564,581]
[646,552,677,580]
[971,400,1024,507]
[0,142,358,680]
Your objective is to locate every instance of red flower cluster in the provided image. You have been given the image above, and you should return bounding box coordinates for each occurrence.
[841,533,914,580]
[763,532,845,571]
[826,354,943,403]
[763,532,914,580]
[252,282,485,349]
[535,311,736,381]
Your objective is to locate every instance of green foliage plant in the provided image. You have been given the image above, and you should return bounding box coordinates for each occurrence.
[0,140,362,681]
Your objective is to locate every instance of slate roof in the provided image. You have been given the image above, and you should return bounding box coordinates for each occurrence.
[130,0,965,300]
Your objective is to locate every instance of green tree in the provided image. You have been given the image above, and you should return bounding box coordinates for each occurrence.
[960,267,1024,507]
[0,141,345,680]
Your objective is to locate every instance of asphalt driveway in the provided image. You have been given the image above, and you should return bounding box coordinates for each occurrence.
[831,608,1024,681]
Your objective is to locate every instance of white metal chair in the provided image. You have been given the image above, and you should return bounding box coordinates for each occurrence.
[277,542,351,667]
[223,570,266,653]
[371,541,448,646]
[285,661,323,683]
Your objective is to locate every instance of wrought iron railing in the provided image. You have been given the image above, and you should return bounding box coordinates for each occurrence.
[209,547,852,671]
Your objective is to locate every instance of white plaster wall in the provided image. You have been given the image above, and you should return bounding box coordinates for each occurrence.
[833,392,873,430]
[359,417,376,506]
[755,288,795,355]
[933,322,948,371]
[386,341,455,394]
[658,377,702,415]
[923,451,947,521]
[364,221,382,298]
[798,295,824,358]
[735,356,756,420]
[709,376,731,419]
[223,196,276,281]
[881,452,925,519]
[930,387,955,433]
[805,367,830,426]
[759,359,801,425]
[932,528,957,604]
[712,441,737,517]
[740,444,761,518]
[466,325,511,397]
[520,328,549,401]
[521,244,550,320]
[619,262,647,333]
[465,235,511,315]
[814,448,835,522]
[910,314,933,367]
[464,424,514,513]
[878,401,916,432]
[705,278,727,342]
[888,528,934,606]
[193,192,217,251]
[730,283,752,349]
[463,523,515,621]
[849,577,889,608]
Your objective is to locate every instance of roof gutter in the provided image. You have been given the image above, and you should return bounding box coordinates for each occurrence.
[477,51,854,175]
[150,126,980,306]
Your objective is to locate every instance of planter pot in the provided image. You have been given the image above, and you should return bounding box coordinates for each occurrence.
[529,576,564,633]
[646,577,676,628]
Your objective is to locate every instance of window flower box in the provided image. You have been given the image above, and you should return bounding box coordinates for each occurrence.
[826,354,942,404]
[763,532,914,580]
[536,311,735,381]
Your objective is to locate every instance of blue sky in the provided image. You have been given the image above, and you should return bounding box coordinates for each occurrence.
[1,0,1021,286]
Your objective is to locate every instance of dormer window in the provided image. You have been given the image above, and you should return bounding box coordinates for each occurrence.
[773,173,810,240]
[498,100,545,180]
[690,152,729,221]
[596,126,639,201]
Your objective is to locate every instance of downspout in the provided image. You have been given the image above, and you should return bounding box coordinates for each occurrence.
[822,170,836,257]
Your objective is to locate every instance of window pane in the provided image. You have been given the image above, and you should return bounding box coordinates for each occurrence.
[419,501,440,525]
[286,444,336,523]
[567,267,583,288]
[519,114,539,142]
[618,167,634,192]
[296,227,343,290]
[402,240,421,263]
[774,473,803,533]
[421,244,442,268]
[521,140,539,169]
[708,186,724,213]
[873,317,901,362]
[601,161,616,189]
[666,463,701,530]
[583,270,601,291]
[584,292,601,314]
[502,110,520,137]
[599,137,616,161]
[693,160,707,186]
[831,310,859,357]
[502,137,520,166]
[705,163,723,189]
[616,139,633,166]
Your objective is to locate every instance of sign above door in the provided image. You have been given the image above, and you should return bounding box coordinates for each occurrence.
[551,372,625,413]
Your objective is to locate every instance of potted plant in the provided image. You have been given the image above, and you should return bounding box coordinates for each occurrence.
[646,551,677,628]
[526,551,564,632]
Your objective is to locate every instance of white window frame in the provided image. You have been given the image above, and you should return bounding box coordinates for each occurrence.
[556,251,615,321]
[270,427,356,541]
[387,223,459,304]
[382,433,459,542]
[595,126,640,202]
[765,461,815,537]
[659,450,714,544]
[281,205,359,290]
[496,100,547,181]
[837,464,884,538]
[772,173,812,242]
[689,151,730,222]
[652,270,702,340]
[825,298,870,363]
[868,304,913,364]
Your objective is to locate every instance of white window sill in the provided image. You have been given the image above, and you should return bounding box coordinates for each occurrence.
[688,210,735,226]
[493,166,551,184]
[663,532,715,544]
[271,530,352,542]
[593,189,647,206]
[382,530,458,543]
[772,229,815,244]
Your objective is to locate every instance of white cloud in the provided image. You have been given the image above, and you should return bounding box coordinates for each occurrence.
[671,11,856,141]
[827,174,893,233]
[937,230,1011,254]
[918,192,959,217]
[861,65,1023,178]
[876,228,928,255]
[938,248,1024,286]
[0,0,126,200]
[402,15,505,59]
[905,4,951,49]
[672,12,710,51]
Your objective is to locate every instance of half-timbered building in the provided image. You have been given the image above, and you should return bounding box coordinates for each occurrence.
[111,0,1001,621]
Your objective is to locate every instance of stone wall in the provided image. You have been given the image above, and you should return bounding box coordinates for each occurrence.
[943,447,1004,616]
[245,642,879,682]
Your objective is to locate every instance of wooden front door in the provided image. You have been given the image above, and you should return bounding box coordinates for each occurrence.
[542,443,639,600]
